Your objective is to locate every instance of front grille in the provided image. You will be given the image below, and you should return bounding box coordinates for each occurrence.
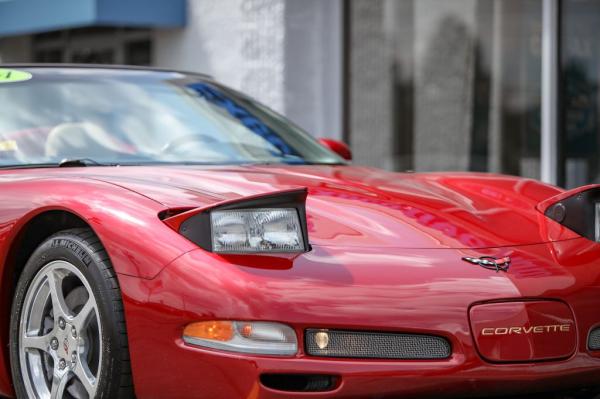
[304,329,451,360]
[589,327,600,350]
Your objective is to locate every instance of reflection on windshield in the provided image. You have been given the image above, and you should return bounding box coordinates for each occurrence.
[189,83,298,157]
[0,69,343,168]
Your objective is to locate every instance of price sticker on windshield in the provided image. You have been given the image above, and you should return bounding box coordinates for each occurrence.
[0,69,32,84]
[0,140,18,151]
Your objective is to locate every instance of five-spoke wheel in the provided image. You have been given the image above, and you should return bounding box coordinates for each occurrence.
[10,228,133,398]
[19,261,101,398]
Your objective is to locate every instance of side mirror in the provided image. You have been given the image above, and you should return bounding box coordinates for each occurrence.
[318,138,352,161]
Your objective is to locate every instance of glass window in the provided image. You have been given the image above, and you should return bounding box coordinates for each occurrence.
[379,0,543,177]
[0,68,343,167]
[33,49,63,63]
[125,40,152,66]
[560,0,600,188]
[32,28,152,66]
[70,48,115,64]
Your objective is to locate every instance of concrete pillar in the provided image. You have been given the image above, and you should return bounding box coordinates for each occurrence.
[348,0,394,169]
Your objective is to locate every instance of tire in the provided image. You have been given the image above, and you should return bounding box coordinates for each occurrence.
[9,228,133,398]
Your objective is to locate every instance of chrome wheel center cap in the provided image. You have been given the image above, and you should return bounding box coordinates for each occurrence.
[55,322,80,363]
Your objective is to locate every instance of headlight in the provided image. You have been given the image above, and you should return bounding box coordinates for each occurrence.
[172,188,310,253]
[211,208,304,253]
[183,320,298,356]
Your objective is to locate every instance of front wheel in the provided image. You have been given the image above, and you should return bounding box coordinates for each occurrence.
[9,228,133,398]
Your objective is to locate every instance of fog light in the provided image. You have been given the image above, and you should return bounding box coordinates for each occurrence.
[315,331,329,349]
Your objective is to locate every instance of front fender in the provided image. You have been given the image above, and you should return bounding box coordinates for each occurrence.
[0,176,197,280]
[0,176,201,397]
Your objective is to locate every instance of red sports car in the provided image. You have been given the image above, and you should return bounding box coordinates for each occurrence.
[0,65,599,399]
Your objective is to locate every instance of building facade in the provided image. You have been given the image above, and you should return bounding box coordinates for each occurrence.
[0,0,598,188]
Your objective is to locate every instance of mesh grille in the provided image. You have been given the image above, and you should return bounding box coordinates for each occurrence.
[304,329,451,360]
[589,327,600,351]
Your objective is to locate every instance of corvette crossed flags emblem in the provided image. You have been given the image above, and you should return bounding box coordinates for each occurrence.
[462,256,511,272]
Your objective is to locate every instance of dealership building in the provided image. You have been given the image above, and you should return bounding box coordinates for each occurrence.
[0,0,598,188]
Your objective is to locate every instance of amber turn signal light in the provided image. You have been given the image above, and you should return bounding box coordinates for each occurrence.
[183,321,234,342]
[183,320,297,356]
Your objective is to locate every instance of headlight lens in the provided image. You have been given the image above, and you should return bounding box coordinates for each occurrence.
[183,321,298,356]
[211,208,304,253]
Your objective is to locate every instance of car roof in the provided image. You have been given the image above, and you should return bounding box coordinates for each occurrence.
[0,63,213,79]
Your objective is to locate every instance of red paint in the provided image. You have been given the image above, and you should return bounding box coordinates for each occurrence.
[0,164,599,398]
[318,138,352,160]
[469,301,577,362]
[0,165,572,250]
[124,239,600,398]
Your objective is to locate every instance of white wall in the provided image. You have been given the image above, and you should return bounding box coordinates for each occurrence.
[153,0,343,139]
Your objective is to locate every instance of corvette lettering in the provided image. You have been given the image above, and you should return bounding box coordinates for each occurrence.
[481,324,571,336]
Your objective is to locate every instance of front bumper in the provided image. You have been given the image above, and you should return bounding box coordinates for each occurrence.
[119,240,600,398]
[128,336,600,398]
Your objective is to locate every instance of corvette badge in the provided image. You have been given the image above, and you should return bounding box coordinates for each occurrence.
[462,256,511,272]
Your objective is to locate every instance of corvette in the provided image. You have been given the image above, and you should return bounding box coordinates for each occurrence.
[480,325,572,336]
[0,65,600,399]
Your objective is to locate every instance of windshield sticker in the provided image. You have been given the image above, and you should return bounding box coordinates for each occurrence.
[0,140,18,151]
[0,69,32,84]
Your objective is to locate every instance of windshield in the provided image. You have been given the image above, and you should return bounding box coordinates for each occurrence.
[0,67,344,168]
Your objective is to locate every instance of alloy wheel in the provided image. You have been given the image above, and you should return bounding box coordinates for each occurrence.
[19,260,102,399]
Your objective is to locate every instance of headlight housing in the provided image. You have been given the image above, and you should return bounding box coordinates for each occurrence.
[183,320,298,356]
[173,188,310,253]
[544,187,600,242]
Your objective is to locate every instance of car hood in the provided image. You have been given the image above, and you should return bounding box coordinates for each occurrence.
[82,164,569,249]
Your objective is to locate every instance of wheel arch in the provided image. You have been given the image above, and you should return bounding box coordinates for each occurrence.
[0,208,96,397]
[0,178,196,397]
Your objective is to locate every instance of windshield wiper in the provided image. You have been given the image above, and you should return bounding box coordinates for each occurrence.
[0,159,115,170]
[58,158,115,167]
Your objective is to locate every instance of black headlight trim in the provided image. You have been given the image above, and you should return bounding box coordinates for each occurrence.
[545,188,600,242]
[179,188,310,253]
